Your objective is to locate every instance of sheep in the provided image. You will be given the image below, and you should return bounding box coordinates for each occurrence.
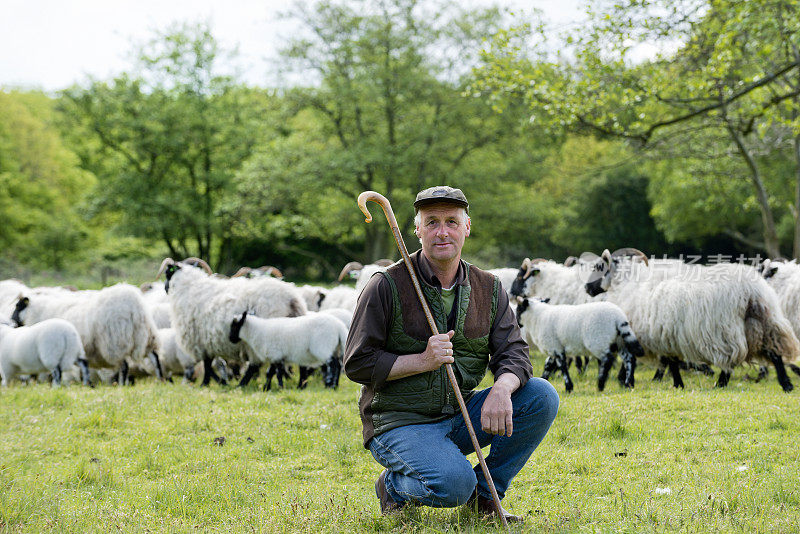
[510,258,591,306]
[156,257,307,387]
[584,249,800,391]
[146,328,196,382]
[330,259,395,311]
[320,307,353,330]
[228,310,348,390]
[318,285,358,311]
[0,279,29,321]
[232,266,284,279]
[487,267,519,300]
[0,318,90,387]
[757,259,800,380]
[516,297,643,392]
[297,284,329,312]
[11,284,162,385]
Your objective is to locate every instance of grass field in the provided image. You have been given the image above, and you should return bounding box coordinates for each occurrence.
[1,364,798,533]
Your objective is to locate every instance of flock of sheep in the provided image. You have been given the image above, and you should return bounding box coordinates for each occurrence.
[2,249,800,395]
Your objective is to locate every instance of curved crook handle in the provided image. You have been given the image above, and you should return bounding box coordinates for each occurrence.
[357,190,399,229]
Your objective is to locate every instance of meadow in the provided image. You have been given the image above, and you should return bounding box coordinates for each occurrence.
[0,364,798,533]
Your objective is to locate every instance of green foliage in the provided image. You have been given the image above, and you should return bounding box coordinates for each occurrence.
[476,0,800,257]
[59,22,274,269]
[229,0,539,273]
[0,91,95,269]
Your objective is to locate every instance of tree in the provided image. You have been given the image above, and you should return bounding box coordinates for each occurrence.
[230,0,528,267]
[59,22,272,268]
[0,90,94,269]
[476,0,800,257]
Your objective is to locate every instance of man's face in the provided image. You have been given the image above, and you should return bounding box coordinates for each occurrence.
[415,203,471,264]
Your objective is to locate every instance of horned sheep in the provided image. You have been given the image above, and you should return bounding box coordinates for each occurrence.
[584,249,800,391]
[156,257,307,386]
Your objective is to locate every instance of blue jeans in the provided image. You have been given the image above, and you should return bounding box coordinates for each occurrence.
[368,377,559,508]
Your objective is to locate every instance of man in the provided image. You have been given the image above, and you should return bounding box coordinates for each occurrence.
[344,186,559,523]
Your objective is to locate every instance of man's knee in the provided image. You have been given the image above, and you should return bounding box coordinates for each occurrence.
[515,377,560,422]
[428,462,477,507]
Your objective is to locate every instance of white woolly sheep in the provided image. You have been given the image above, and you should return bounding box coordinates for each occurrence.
[11,284,161,385]
[156,257,307,386]
[228,310,348,390]
[0,318,90,387]
[584,249,800,391]
[516,297,643,392]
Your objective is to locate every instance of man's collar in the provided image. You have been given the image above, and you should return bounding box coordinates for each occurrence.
[413,250,467,289]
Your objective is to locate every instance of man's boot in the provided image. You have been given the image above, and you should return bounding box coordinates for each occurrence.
[466,491,524,523]
[375,470,404,515]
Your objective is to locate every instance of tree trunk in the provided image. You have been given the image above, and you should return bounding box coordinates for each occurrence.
[728,127,782,258]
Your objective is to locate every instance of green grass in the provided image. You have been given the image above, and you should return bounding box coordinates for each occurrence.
[0,364,798,533]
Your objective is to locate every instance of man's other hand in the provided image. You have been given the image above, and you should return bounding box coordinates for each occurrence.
[480,373,520,436]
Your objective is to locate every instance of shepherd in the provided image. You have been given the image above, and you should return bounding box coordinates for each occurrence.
[344,186,560,523]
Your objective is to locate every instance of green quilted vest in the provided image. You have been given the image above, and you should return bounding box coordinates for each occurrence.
[370,256,499,436]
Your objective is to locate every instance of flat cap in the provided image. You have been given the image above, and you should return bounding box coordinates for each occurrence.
[413,185,469,212]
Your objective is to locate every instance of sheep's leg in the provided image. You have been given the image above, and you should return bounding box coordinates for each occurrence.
[149,351,165,381]
[183,364,195,383]
[715,370,731,388]
[201,355,220,386]
[576,355,587,375]
[77,358,92,387]
[324,357,342,389]
[213,358,229,385]
[51,365,62,387]
[263,364,277,391]
[320,362,330,386]
[333,358,342,388]
[692,362,714,376]
[541,356,557,380]
[616,360,627,387]
[238,362,261,387]
[766,350,793,392]
[652,356,667,382]
[118,360,129,386]
[753,365,768,382]
[276,363,290,388]
[789,363,800,377]
[620,350,636,389]
[298,366,312,389]
[667,358,684,389]
[597,350,615,391]
[555,353,573,393]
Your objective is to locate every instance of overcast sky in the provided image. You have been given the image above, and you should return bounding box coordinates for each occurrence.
[1,0,586,92]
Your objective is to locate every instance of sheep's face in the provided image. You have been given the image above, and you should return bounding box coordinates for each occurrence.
[583,252,614,297]
[510,266,539,298]
[10,297,29,327]
[515,298,529,327]
[229,311,248,343]
[163,264,181,293]
[758,260,779,279]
